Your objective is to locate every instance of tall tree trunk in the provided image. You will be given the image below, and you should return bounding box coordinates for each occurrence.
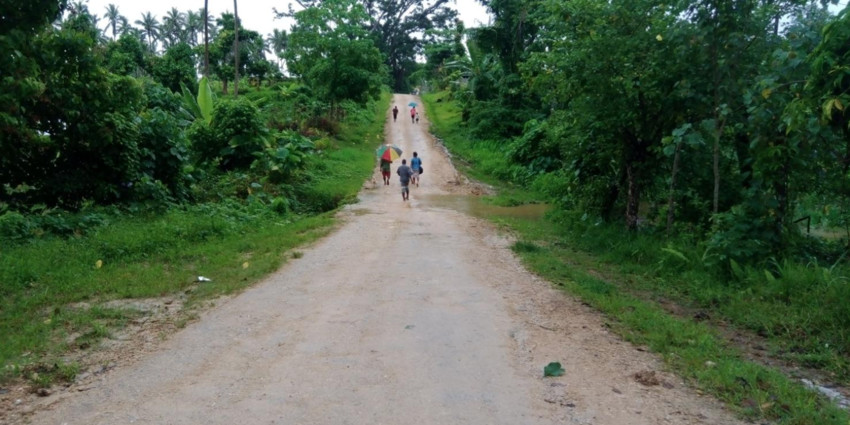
[233,0,240,96]
[774,136,789,243]
[626,163,641,231]
[666,142,683,237]
[710,12,723,216]
[712,116,728,215]
[204,0,209,78]
[713,128,720,214]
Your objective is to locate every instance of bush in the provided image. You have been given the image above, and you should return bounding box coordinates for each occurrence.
[0,208,111,242]
[191,98,267,170]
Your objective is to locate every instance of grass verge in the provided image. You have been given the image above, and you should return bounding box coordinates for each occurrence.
[423,90,850,425]
[0,92,389,387]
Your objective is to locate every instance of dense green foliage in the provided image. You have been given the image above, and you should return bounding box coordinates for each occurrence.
[0,0,392,386]
[421,0,850,417]
[420,1,850,263]
[279,0,459,92]
[284,0,386,107]
[425,90,850,425]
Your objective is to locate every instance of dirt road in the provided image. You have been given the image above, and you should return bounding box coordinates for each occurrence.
[21,94,745,424]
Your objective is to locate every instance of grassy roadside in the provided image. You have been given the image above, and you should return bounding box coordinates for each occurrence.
[0,92,389,387]
[423,91,849,424]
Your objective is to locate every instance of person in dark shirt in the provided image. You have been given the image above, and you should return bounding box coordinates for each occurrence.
[397,159,412,201]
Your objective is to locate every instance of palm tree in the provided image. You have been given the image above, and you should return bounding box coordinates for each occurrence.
[67,1,88,16]
[268,29,288,72]
[103,4,121,40]
[161,8,185,49]
[118,16,134,36]
[185,10,202,46]
[135,12,160,52]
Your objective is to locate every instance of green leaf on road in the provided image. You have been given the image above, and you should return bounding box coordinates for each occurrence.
[544,362,565,377]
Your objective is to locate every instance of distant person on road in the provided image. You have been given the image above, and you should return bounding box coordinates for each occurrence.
[410,152,422,187]
[380,158,392,185]
[392,105,398,122]
[410,106,416,123]
[415,112,420,124]
[397,159,413,201]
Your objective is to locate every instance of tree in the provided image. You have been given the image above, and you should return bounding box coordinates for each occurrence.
[523,0,689,229]
[104,32,147,75]
[135,12,160,52]
[103,3,121,40]
[185,9,202,46]
[422,18,466,88]
[1,13,147,208]
[284,0,387,109]
[208,13,265,95]
[279,0,456,92]
[233,0,240,96]
[800,7,850,239]
[151,42,197,93]
[117,15,137,38]
[463,0,544,139]
[268,29,289,72]
[0,0,67,35]
[0,0,70,205]
[161,8,185,49]
[203,2,209,76]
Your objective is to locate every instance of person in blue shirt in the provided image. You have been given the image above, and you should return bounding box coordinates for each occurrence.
[410,152,422,187]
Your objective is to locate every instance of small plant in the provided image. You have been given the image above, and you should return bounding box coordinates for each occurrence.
[512,241,541,253]
[30,371,53,389]
[56,362,79,383]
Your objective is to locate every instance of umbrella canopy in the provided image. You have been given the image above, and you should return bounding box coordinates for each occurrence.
[376,144,403,161]
[408,102,417,107]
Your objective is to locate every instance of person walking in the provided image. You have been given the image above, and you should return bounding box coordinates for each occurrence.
[392,105,398,122]
[380,158,392,185]
[410,106,416,123]
[410,152,422,187]
[397,159,413,201]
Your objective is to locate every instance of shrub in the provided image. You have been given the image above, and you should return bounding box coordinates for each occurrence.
[191,98,267,170]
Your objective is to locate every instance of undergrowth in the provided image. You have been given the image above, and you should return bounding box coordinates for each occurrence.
[0,92,389,386]
[424,90,850,425]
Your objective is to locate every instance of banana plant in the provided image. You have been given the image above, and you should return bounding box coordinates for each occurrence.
[180,76,216,125]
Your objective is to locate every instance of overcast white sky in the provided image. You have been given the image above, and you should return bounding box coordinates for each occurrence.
[78,0,850,52]
[82,0,492,40]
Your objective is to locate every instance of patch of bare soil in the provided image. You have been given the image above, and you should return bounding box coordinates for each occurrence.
[645,288,850,409]
[0,290,217,424]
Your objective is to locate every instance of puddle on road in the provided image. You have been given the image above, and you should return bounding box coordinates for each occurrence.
[347,208,372,216]
[415,194,549,220]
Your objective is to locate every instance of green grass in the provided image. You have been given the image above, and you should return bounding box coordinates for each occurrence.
[0,92,388,386]
[423,90,850,425]
[423,92,511,185]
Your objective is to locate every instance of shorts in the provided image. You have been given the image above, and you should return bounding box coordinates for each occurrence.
[401,184,409,194]
[381,170,390,178]
[411,170,420,179]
